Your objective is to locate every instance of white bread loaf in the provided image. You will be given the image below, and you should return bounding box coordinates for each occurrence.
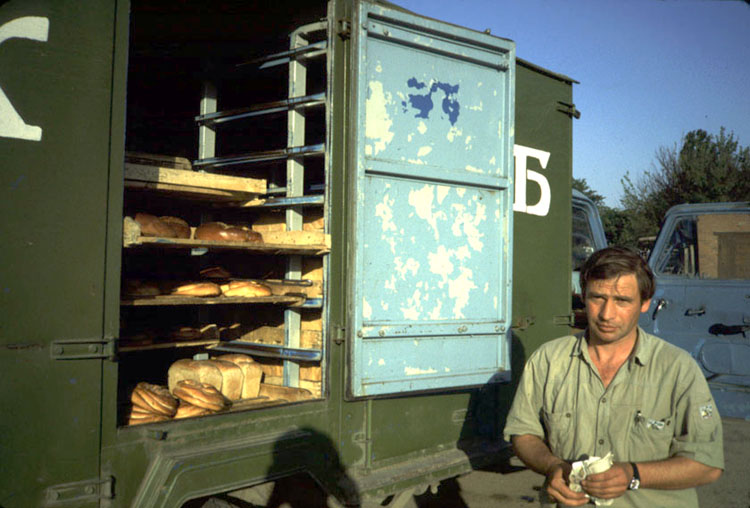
[258,382,314,402]
[168,359,223,394]
[208,359,243,401]
[217,354,264,399]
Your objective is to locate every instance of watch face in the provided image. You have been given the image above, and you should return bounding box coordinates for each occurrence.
[629,478,640,490]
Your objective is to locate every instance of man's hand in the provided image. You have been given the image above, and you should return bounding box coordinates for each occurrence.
[580,462,631,500]
[545,462,589,506]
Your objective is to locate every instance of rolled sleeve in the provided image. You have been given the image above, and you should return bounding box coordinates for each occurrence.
[503,353,546,442]
[670,361,724,470]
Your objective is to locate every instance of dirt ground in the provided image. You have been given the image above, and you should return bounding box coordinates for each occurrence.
[404,417,750,508]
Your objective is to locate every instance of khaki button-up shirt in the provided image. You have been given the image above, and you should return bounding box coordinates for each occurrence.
[503,328,724,508]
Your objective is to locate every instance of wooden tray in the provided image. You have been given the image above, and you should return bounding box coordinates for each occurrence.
[125,163,266,201]
[121,294,307,307]
[123,234,330,255]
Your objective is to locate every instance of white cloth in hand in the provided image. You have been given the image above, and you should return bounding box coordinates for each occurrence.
[568,452,615,506]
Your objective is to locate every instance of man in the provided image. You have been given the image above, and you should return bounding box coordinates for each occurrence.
[503,247,723,507]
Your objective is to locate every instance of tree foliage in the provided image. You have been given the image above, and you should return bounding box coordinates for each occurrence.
[582,128,750,248]
[621,128,750,241]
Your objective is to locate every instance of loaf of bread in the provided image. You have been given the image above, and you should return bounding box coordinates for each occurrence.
[170,282,222,297]
[216,354,264,399]
[194,222,263,243]
[134,212,178,238]
[119,332,154,347]
[207,359,244,401]
[170,327,203,341]
[173,401,211,419]
[123,279,162,297]
[160,216,191,239]
[220,280,272,298]
[131,382,178,417]
[168,359,223,394]
[173,379,230,411]
[199,266,232,279]
[258,383,314,402]
[127,409,170,426]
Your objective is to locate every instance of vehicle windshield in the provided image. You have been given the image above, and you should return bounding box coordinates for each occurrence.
[572,204,597,271]
[655,213,750,279]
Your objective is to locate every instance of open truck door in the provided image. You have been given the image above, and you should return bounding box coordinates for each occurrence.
[346,2,515,397]
[641,202,750,419]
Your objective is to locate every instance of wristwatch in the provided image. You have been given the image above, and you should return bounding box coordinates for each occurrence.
[628,462,641,490]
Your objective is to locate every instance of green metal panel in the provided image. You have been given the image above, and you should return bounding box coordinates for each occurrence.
[510,60,575,359]
[0,0,120,506]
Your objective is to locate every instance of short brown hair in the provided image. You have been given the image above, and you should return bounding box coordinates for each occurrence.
[580,246,655,302]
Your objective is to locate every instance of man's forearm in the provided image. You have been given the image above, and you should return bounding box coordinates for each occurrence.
[511,434,566,475]
[638,456,722,490]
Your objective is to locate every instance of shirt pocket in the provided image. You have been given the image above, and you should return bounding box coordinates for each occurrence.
[541,408,574,457]
[628,409,674,462]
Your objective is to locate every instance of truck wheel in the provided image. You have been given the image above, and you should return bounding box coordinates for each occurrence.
[184,495,258,508]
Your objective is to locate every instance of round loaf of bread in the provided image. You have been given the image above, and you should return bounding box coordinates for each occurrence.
[174,402,211,419]
[173,379,229,411]
[194,222,262,243]
[131,382,178,416]
[220,280,272,298]
[123,280,162,297]
[120,332,154,347]
[128,411,170,426]
[134,212,177,238]
[199,266,232,279]
[170,326,203,341]
[170,282,222,297]
[160,216,191,239]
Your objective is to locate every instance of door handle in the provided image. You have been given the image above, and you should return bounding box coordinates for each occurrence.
[685,306,706,316]
[708,324,749,336]
[652,299,667,320]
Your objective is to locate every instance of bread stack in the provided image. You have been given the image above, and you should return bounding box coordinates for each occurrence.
[129,382,178,425]
[168,354,264,403]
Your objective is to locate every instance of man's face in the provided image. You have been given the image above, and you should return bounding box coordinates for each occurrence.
[584,273,651,346]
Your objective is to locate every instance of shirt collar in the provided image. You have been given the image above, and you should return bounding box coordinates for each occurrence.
[631,327,653,366]
[573,327,653,366]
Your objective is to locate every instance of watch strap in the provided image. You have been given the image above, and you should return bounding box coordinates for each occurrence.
[628,462,640,490]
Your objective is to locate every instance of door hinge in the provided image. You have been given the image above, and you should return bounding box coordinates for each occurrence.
[557,101,581,119]
[50,338,115,360]
[338,18,351,39]
[333,325,346,345]
[44,476,114,505]
[553,314,575,326]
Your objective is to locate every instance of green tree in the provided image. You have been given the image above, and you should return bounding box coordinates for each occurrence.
[620,127,750,245]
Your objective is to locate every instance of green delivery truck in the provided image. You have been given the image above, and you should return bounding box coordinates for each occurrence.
[0,1,578,506]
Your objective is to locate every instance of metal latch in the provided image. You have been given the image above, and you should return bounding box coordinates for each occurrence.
[50,338,114,360]
[44,476,114,505]
[557,101,581,119]
[338,18,351,39]
[553,314,575,326]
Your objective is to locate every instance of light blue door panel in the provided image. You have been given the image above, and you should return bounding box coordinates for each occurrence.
[641,205,750,419]
[348,2,515,397]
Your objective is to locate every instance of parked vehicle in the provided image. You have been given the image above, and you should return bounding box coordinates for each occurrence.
[571,189,607,328]
[639,202,750,419]
[0,0,578,506]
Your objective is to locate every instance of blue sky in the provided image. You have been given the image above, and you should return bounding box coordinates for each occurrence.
[394,0,750,207]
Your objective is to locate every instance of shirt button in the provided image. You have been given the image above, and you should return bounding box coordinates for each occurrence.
[598,439,605,445]
[565,413,571,418]
[601,397,607,403]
